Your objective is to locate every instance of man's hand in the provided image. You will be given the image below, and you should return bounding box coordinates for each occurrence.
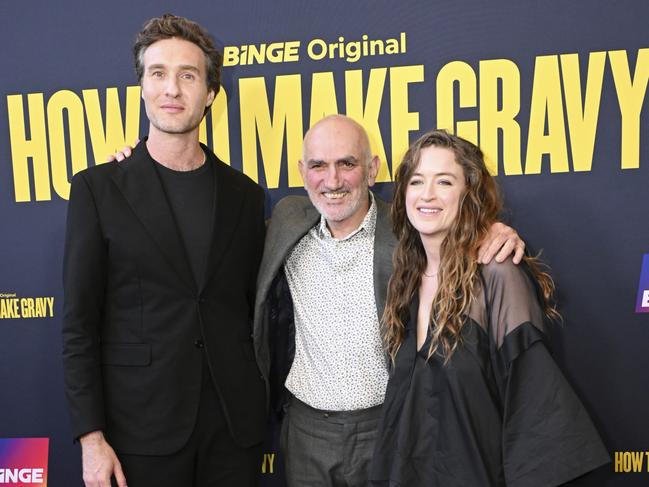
[80,431,127,487]
[478,222,525,265]
[105,142,137,163]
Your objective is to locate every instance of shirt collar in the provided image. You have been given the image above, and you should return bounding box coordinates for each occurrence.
[317,192,377,241]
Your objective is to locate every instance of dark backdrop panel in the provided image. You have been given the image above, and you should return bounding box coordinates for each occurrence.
[1,1,647,485]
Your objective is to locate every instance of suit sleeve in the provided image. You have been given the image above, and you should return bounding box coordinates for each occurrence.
[62,172,107,440]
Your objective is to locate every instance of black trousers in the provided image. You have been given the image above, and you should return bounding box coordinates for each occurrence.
[115,360,262,487]
[280,395,382,487]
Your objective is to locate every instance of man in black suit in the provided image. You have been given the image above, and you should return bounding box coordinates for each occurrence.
[62,14,266,487]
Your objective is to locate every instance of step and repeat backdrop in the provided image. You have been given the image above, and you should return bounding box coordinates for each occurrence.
[1,1,647,485]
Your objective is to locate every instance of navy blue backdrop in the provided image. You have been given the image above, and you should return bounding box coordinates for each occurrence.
[1,1,648,485]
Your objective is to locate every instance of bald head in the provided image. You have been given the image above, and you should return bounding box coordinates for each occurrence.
[303,115,372,164]
[299,115,380,239]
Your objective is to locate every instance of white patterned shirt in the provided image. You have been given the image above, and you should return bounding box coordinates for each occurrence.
[284,195,389,410]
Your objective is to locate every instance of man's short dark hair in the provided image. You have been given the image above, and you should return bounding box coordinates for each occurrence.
[133,14,223,97]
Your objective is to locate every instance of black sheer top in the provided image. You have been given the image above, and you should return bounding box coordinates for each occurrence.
[370,260,609,486]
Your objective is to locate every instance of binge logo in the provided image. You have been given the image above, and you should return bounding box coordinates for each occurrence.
[0,438,48,486]
[636,254,649,313]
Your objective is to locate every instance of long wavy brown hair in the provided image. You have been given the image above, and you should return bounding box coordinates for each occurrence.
[383,129,559,363]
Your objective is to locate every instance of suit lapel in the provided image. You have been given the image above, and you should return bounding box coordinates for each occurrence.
[200,150,246,291]
[373,195,396,319]
[259,199,320,296]
[275,204,320,264]
[110,142,196,293]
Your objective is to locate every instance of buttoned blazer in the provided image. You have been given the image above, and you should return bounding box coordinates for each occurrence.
[62,142,267,455]
[252,194,396,389]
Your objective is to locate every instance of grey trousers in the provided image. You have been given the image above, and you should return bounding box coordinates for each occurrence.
[280,396,382,487]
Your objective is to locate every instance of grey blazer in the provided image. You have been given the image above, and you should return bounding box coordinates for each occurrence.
[252,193,396,405]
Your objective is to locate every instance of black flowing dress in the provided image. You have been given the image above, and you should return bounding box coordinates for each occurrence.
[370,260,609,487]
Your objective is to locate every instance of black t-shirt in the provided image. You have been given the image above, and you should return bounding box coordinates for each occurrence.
[154,154,214,288]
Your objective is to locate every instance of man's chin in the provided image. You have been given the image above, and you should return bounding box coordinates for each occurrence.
[318,208,352,223]
[151,119,200,135]
[158,126,193,135]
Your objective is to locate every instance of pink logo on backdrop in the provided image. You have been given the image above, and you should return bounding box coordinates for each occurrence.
[636,254,649,314]
[0,438,48,486]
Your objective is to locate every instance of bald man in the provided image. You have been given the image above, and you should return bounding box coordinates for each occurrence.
[252,115,523,487]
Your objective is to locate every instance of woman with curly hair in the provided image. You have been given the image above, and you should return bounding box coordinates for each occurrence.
[370,130,608,486]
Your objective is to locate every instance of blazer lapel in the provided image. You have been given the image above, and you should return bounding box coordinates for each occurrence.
[373,195,397,320]
[276,203,320,262]
[257,198,320,298]
[274,202,319,274]
[200,151,246,291]
[110,142,196,293]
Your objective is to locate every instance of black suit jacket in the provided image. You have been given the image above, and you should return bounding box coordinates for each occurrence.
[62,142,267,455]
